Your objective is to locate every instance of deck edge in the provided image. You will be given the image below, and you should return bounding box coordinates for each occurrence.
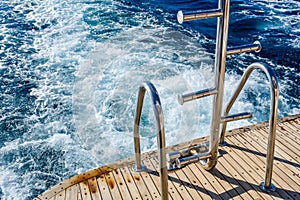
[35,114,300,200]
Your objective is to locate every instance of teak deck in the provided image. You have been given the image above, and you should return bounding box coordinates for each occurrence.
[35,114,300,200]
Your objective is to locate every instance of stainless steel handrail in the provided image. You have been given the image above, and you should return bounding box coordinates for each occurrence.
[132,81,168,200]
[219,62,279,191]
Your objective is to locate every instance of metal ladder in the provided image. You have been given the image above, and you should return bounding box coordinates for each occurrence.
[132,0,279,199]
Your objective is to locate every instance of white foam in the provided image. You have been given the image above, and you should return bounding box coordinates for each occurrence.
[73,25,262,164]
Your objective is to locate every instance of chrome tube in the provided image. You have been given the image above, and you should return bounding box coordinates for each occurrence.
[227,41,262,55]
[220,111,252,123]
[177,9,223,24]
[132,81,168,200]
[133,86,146,172]
[202,0,230,170]
[176,152,211,168]
[177,88,217,105]
[219,63,279,190]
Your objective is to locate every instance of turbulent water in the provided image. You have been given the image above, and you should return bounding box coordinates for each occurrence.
[0,0,299,199]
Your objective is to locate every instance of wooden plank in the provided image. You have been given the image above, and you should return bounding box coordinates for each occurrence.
[193,161,233,200]
[188,163,223,200]
[97,174,113,200]
[128,165,153,200]
[252,128,300,186]
[286,120,300,130]
[261,127,300,164]
[55,190,66,200]
[236,131,298,199]
[281,122,300,144]
[263,128,300,175]
[215,136,257,200]
[286,125,300,143]
[87,177,102,200]
[250,132,300,200]
[148,157,183,200]
[290,120,300,129]
[78,185,83,200]
[181,163,217,199]
[269,128,300,161]
[278,123,300,145]
[171,164,206,200]
[139,159,161,200]
[119,166,143,200]
[112,168,133,199]
[224,136,276,200]
[142,158,165,199]
[279,121,300,136]
[152,157,193,200]
[79,181,92,200]
[36,166,117,200]
[276,129,300,156]
[105,171,122,200]
[213,156,246,199]
[239,136,288,199]
[66,184,79,200]
[221,143,265,199]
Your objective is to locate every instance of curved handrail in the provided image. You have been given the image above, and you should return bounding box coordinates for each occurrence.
[220,62,279,191]
[132,81,168,200]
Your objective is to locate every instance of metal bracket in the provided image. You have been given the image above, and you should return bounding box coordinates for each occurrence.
[167,141,210,170]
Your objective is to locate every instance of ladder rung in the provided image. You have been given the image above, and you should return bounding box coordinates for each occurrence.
[227,41,262,55]
[221,111,252,123]
[177,9,223,24]
[178,88,218,105]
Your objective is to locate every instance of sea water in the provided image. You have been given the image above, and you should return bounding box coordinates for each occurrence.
[0,0,299,199]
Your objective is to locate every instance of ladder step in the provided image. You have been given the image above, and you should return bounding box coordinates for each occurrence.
[177,9,223,24]
[227,41,262,55]
[178,88,218,105]
[221,111,252,123]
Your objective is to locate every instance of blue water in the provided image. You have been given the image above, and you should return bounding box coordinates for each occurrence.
[0,0,299,199]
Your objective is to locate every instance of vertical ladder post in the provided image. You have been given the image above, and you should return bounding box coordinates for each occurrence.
[202,0,230,170]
